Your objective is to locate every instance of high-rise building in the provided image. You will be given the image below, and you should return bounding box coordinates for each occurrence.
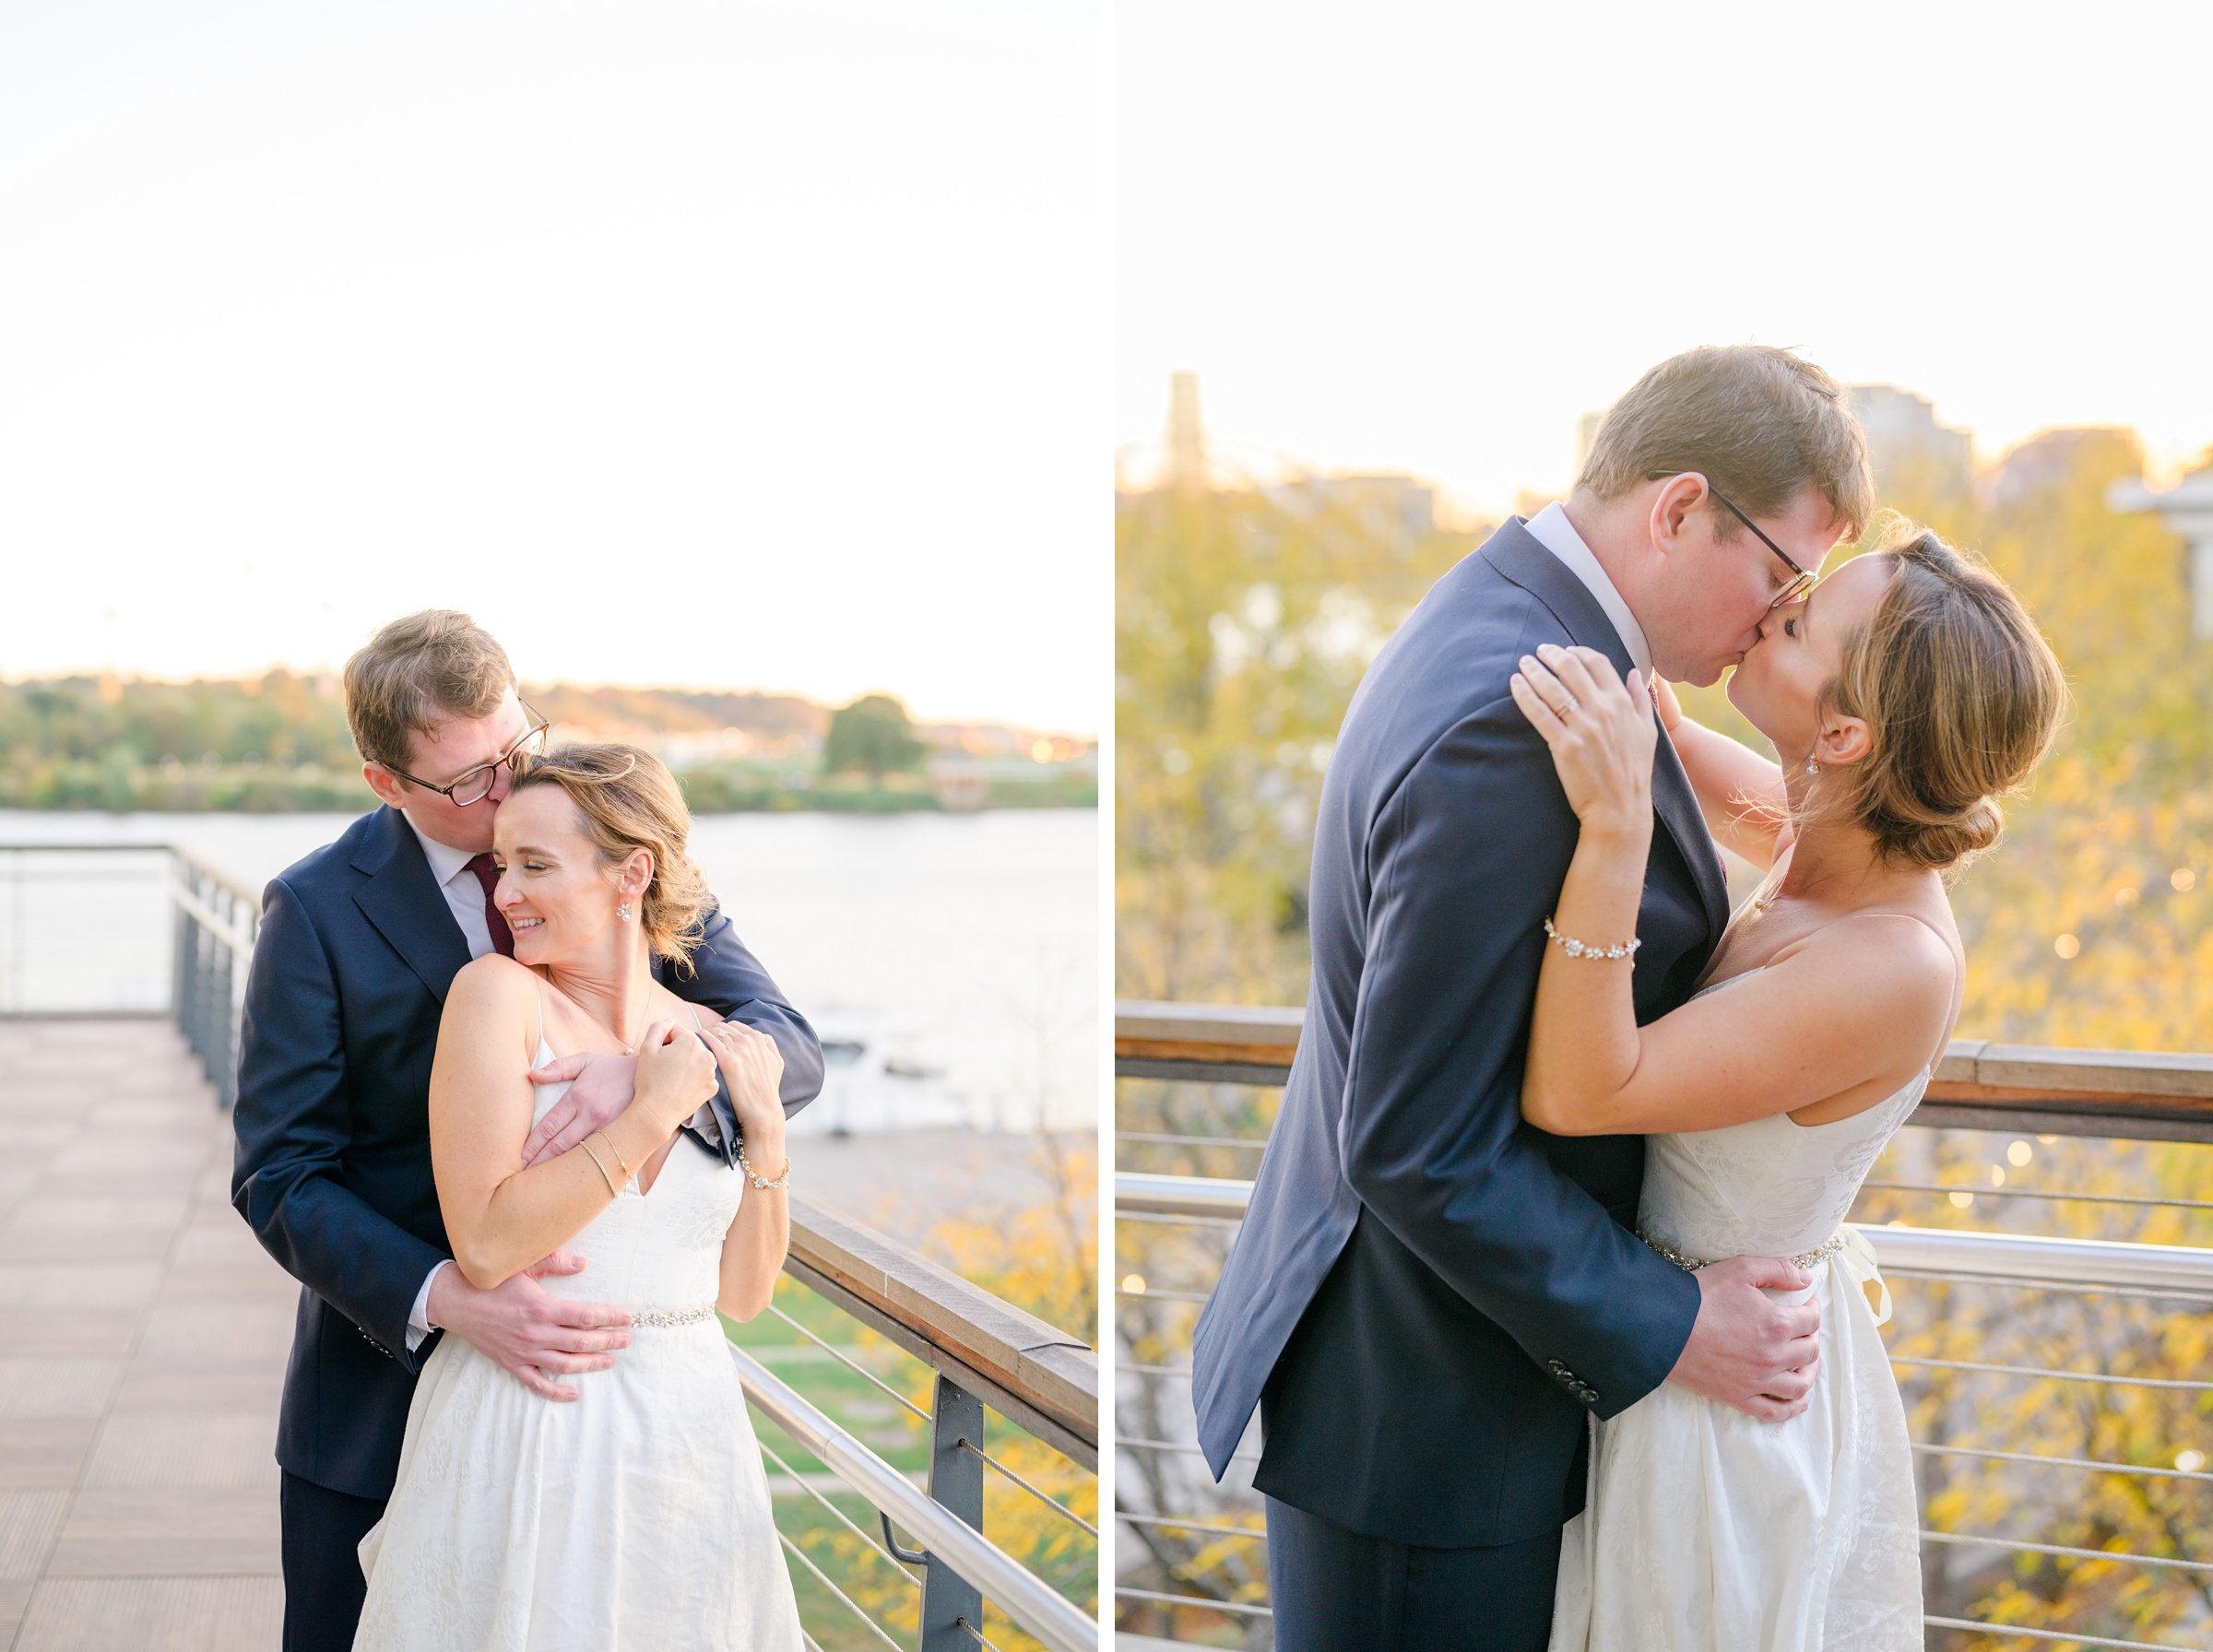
[1994,428,2136,509]
[1167,371,1205,493]
[1262,473,1436,554]
[1140,373,1436,551]
[1845,384,1973,503]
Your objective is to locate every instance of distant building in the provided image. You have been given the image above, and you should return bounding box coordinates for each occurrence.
[1167,371,1206,492]
[2111,461,2213,640]
[1993,428,2136,510]
[1136,372,1436,552]
[1845,384,1973,503]
[1261,473,1436,555]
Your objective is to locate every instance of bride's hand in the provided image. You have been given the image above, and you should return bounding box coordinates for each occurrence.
[1509,643,1655,838]
[632,1019,717,1134]
[701,1021,787,1168]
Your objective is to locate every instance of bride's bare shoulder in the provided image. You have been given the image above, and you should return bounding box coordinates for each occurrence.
[443,954,541,1026]
[1792,908,1958,1023]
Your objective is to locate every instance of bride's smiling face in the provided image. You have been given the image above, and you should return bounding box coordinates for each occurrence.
[490,784,648,969]
[1726,552,1895,761]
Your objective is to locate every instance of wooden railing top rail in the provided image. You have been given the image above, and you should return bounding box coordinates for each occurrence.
[786,1192,1099,1470]
[1116,999,2213,1145]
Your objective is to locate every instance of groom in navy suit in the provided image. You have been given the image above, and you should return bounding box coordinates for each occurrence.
[1191,348,1876,1649]
[231,611,823,1652]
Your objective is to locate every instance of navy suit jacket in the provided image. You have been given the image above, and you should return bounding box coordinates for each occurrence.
[231,804,823,1500]
[1190,518,1727,1548]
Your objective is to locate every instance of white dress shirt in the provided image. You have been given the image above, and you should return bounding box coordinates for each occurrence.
[1523,501,1653,679]
[403,811,494,1349]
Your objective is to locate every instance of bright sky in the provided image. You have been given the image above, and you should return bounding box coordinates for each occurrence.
[1118,0,2213,517]
[0,0,1103,731]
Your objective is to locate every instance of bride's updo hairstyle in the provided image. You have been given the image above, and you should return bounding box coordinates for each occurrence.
[509,743,711,971]
[1810,529,2065,873]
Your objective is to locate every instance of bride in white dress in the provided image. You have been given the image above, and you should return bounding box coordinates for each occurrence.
[354,744,803,1650]
[1506,529,2065,1651]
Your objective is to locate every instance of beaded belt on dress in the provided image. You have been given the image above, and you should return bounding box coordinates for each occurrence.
[1638,1229,1850,1273]
[629,1304,718,1329]
[1639,1225,1893,1326]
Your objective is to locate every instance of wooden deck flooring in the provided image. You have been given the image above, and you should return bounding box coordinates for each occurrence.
[0,1020,291,1651]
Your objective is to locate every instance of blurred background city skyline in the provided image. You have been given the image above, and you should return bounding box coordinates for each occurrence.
[1117,0,2212,519]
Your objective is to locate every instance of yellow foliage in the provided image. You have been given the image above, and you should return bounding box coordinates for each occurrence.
[1118,434,2213,1647]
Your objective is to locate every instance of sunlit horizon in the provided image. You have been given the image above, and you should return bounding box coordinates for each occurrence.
[0,0,1103,733]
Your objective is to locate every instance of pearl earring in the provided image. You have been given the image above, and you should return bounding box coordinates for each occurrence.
[616,903,633,921]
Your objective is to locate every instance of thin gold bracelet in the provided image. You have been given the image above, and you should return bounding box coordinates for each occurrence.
[578,1135,621,1198]
[589,1129,633,1187]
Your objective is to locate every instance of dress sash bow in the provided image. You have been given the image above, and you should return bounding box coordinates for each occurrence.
[1832,1224,1892,1326]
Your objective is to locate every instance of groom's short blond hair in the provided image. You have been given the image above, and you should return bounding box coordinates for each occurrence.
[1579,346,1875,541]
[344,610,516,773]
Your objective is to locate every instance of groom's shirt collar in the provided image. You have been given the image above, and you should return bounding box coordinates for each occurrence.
[1523,501,1653,679]
[401,809,497,961]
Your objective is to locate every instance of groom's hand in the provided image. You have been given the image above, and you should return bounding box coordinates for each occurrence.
[1667,1256,1823,1422]
[521,1051,642,1168]
[426,1250,633,1402]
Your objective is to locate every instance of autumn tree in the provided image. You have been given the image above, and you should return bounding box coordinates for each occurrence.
[821,693,924,784]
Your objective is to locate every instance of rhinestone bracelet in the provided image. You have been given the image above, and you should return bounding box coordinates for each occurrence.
[738,1144,791,1192]
[1544,917,1641,962]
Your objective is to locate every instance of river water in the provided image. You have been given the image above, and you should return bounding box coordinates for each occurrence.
[0,809,1097,1132]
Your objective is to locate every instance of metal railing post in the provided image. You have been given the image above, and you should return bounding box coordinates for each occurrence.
[919,1373,987,1652]
[208,889,238,1107]
[175,868,204,1074]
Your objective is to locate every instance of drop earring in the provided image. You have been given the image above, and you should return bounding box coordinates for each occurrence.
[1805,758,1819,777]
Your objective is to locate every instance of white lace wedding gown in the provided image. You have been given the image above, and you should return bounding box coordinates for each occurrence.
[1550,967,1926,1652]
[353,1031,803,1651]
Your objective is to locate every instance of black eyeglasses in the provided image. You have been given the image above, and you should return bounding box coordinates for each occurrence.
[381,702,550,807]
[1648,471,1818,609]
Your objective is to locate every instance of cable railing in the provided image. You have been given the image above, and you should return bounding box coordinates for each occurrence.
[1115,1000,2213,1652]
[734,1194,1097,1645]
[0,843,1100,1649]
[752,1193,1100,1651]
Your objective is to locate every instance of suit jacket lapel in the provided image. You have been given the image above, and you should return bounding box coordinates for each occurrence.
[1487,518,1733,949]
[1649,722,1732,946]
[350,807,473,1003]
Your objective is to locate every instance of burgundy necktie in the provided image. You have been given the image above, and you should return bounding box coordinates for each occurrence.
[464,854,515,958]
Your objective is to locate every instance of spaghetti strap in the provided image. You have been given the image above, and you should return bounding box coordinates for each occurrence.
[1837,909,1964,1068]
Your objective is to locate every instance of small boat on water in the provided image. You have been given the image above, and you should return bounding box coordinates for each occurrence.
[787,1010,969,1135]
